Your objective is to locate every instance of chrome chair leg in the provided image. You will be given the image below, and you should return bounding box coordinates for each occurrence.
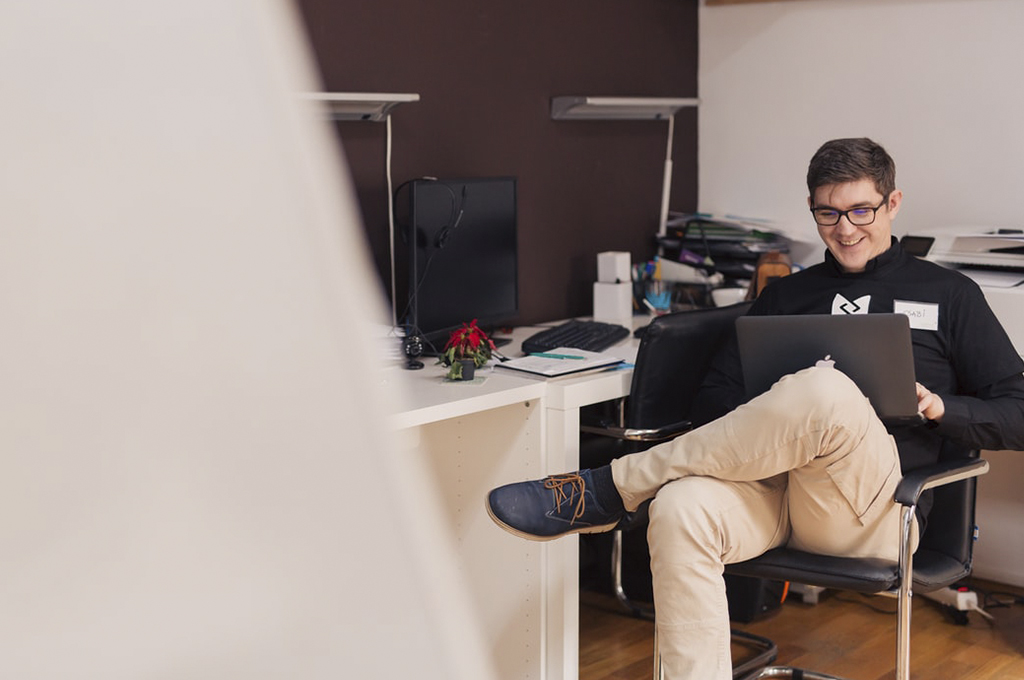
[611,529,655,619]
[753,669,846,679]
[895,505,916,680]
[653,626,664,680]
[732,630,778,679]
[651,652,836,680]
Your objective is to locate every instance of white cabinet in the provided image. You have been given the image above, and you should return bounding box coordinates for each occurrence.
[973,286,1024,587]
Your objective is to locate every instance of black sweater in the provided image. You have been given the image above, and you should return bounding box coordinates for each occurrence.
[695,239,1024,486]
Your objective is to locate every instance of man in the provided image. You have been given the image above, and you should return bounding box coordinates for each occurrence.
[486,138,1024,679]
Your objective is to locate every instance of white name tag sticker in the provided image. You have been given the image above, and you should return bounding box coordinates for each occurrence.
[894,300,939,331]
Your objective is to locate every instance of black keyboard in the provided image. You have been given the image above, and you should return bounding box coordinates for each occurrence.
[521,319,631,355]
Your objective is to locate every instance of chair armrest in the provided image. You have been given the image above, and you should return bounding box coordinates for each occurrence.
[579,420,692,442]
[893,457,989,506]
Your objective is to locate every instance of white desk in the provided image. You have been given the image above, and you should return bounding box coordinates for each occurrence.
[389,324,637,680]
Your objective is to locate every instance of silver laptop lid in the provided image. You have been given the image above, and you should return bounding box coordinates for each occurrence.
[736,314,920,423]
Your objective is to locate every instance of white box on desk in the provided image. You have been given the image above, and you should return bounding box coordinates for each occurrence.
[597,251,631,284]
[593,281,632,324]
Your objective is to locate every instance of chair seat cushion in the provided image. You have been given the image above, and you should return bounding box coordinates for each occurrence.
[726,546,972,595]
[727,548,900,593]
[910,549,971,592]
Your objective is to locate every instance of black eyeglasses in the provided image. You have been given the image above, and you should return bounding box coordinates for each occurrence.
[810,197,889,227]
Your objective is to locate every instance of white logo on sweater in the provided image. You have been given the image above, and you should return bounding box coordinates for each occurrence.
[832,294,870,314]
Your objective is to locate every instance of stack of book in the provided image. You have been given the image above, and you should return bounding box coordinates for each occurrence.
[659,213,792,283]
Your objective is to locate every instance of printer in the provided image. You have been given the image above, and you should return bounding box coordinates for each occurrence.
[901,230,1024,357]
[903,230,1024,271]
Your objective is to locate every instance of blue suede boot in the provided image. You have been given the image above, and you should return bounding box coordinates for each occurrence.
[486,469,624,541]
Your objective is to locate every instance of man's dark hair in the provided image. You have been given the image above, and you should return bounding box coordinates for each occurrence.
[806,138,896,201]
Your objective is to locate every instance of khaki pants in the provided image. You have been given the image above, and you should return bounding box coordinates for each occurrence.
[610,365,913,680]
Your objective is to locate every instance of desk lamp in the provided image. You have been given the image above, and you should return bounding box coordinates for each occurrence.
[304,91,420,330]
[551,96,699,237]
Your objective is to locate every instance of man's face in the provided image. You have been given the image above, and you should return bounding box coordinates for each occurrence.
[810,179,902,273]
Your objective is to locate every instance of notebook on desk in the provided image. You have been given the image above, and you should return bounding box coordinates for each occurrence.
[494,347,623,379]
[736,314,924,425]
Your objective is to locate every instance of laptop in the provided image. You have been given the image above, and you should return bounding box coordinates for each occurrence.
[736,314,924,425]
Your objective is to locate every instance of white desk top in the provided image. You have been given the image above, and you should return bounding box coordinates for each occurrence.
[387,320,642,430]
[387,364,547,430]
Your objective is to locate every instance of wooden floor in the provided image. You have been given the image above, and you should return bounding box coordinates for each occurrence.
[580,579,1024,680]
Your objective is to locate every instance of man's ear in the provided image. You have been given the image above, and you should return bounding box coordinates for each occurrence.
[888,189,903,219]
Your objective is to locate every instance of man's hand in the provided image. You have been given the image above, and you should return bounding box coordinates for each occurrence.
[916,382,945,422]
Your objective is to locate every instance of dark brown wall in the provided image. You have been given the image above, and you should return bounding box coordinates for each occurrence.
[296,0,699,325]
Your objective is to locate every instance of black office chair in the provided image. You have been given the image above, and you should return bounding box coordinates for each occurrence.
[580,302,779,679]
[580,303,989,680]
[579,302,755,617]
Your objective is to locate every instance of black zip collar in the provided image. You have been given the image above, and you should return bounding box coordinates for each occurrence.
[823,237,903,278]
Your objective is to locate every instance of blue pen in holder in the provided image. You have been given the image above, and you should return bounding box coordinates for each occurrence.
[644,279,672,314]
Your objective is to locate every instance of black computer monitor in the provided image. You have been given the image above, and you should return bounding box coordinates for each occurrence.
[401,177,518,350]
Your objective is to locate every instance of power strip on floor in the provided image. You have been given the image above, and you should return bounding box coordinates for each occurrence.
[923,586,977,611]
[788,584,993,620]
[922,586,993,621]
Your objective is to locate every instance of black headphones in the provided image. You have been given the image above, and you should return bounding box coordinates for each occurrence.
[430,181,466,249]
[393,177,466,250]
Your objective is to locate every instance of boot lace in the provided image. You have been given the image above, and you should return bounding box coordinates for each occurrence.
[543,473,586,524]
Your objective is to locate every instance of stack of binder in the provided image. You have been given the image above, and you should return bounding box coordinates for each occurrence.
[659,213,792,283]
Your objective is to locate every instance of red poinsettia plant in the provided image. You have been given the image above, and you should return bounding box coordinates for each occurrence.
[439,319,496,380]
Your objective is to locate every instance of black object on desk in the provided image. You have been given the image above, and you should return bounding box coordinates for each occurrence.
[521,319,630,355]
[402,335,425,370]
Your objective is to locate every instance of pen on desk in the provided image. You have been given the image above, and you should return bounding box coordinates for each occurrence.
[530,352,586,360]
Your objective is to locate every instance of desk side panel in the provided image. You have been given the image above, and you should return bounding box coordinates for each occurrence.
[417,400,548,680]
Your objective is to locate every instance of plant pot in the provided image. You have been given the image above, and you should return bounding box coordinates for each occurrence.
[453,358,476,381]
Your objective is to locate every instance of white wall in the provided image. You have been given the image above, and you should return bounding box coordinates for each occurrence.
[699,0,1024,260]
[698,0,1024,587]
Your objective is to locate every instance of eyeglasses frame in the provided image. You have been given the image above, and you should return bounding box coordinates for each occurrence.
[810,194,891,227]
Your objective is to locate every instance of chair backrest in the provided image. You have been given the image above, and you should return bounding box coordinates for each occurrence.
[913,446,981,587]
[625,302,751,430]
